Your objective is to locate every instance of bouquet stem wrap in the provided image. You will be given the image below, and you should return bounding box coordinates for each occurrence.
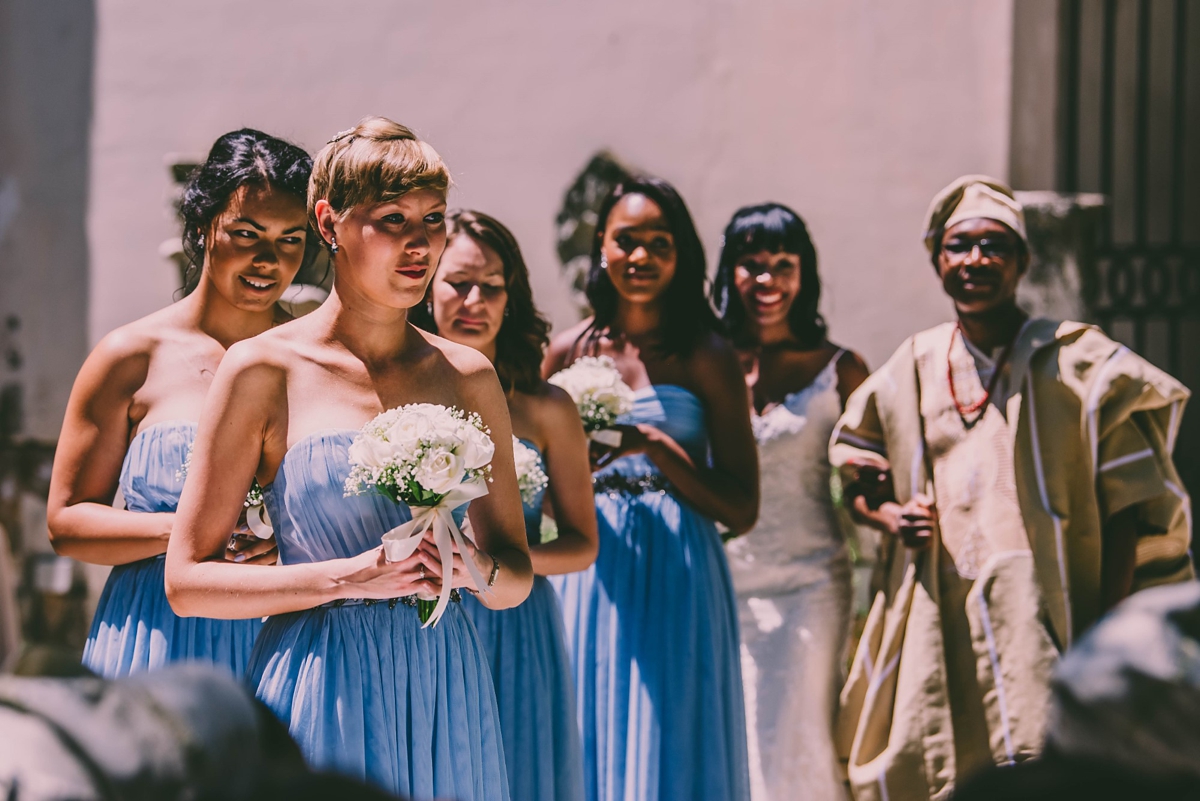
[380,481,491,627]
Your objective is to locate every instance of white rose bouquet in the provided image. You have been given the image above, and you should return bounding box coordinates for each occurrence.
[343,403,495,626]
[179,446,273,539]
[547,355,635,448]
[513,437,549,507]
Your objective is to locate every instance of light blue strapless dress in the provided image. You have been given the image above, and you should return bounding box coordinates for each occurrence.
[82,422,264,678]
[551,386,751,801]
[462,440,585,801]
[247,431,509,801]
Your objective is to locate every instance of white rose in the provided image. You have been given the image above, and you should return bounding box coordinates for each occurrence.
[423,413,463,448]
[413,445,466,495]
[347,435,393,471]
[385,411,429,455]
[458,423,495,470]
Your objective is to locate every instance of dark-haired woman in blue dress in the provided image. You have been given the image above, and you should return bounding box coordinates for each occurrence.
[48,128,313,677]
[413,208,596,801]
[543,177,758,801]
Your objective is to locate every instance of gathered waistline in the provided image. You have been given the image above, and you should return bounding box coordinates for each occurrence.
[318,590,462,610]
[592,472,671,497]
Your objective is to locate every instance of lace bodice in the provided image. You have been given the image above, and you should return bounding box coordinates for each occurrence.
[726,355,848,595]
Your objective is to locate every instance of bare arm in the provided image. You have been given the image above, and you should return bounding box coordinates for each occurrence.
[540,320,591,379]
[47,331,173,565]
[835,349,871,407]
[529,388,598,576]
[165,342,440,618]
[456,361,535,608]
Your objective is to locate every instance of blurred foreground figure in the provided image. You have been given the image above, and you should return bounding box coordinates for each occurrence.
[952,581,1200,800]
[0,663,305,801]
[832,176,1192,800]
[1048,580,1200,781]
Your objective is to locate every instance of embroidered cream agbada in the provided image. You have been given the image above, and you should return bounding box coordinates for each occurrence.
[830,318,1192,801]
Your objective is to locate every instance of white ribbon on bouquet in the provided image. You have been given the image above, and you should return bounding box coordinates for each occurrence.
[379,480,492,627]
[588,429,623,448]
[246,504,273,539]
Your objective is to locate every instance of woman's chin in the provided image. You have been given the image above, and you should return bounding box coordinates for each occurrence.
[450,325,496,349]
[230,291,282,312]
[613,284,667,304]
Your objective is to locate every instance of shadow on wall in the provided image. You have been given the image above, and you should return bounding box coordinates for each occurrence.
[0,0,96,671]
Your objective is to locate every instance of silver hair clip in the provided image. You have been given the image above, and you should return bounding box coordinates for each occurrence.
[327,128,356,144]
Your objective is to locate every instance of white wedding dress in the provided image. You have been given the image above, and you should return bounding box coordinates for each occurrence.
[725,353,852,801]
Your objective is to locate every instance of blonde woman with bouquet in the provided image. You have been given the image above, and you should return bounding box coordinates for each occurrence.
[165,118,532,800]
[543,177,759,801]
[413,209,597,801]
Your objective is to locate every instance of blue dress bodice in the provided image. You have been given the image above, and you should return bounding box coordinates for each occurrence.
[264,430,465,564]
[120,421,194,512]
[597,384,709,479]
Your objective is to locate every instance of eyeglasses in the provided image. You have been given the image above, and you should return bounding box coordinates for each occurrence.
[941,237,1019,261]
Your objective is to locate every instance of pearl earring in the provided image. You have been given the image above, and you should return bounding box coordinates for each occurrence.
[329,235,339,255]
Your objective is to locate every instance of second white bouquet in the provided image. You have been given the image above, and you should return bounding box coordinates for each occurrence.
[513,437,549,506]
[547,355,635,448]
[344,403,495,626]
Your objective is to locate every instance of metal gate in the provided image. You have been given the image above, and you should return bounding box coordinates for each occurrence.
[1060,0,1200,515]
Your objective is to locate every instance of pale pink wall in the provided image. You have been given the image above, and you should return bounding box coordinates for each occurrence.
[89,0,1012,368]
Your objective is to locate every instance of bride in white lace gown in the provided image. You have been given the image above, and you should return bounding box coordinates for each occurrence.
[712,204,869,801]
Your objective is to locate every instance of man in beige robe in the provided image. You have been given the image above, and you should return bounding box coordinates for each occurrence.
[831,176,1192,801]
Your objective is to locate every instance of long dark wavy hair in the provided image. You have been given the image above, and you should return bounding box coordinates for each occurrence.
[577,176,718,358]
[178,129,316,296]
[411,210,550,394]
[711,202,827,349]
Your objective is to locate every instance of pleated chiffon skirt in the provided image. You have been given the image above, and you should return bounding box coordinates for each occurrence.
[464,576,585,801]
[553,487,751,801]
[83,554,263,678]
[249,601,510,801]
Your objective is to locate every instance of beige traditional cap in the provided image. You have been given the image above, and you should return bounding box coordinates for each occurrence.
[922,174,1027,253]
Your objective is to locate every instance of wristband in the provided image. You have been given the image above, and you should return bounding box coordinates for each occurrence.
[486,554,500,588]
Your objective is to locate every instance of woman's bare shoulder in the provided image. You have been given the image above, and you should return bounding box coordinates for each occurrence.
[525,381,579,419]
[219,321,308,383]
[84,304,195,380]
[690,331,742,379]
[545,318,594,368]
[829,343,870,402]
[409,328,500,403]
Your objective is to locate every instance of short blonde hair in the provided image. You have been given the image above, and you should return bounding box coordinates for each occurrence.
[308,116,450,233]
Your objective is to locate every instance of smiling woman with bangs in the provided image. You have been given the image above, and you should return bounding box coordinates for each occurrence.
[164,117,531,800]
[48,129,313,678]
[712,202,869,801]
